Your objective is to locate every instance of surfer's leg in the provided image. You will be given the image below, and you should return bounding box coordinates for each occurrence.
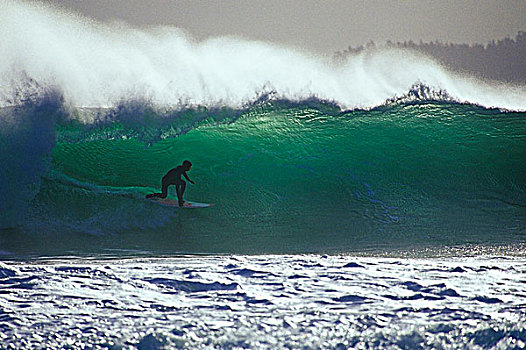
[176,180,186,206]
[146,178,170,199]
[160,181,170,199]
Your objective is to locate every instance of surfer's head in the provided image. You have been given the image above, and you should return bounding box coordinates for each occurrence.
[183,160,192,170]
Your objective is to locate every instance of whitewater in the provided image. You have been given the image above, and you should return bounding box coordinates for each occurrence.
[1,0,526,111]
[1,1,526,349]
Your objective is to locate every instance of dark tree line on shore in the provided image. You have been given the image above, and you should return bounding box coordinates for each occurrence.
[334,32,526,84]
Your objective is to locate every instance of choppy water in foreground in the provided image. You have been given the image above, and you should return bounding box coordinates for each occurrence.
[2,253,526,349]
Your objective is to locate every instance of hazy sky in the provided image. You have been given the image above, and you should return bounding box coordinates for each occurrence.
[50,0,525,54]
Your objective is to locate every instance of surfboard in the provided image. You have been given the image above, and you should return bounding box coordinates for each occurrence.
[148,198,213,208]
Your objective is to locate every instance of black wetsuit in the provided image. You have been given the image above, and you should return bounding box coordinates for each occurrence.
[146,165,188,205]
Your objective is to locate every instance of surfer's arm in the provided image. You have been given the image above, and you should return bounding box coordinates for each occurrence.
[183,172,195,184]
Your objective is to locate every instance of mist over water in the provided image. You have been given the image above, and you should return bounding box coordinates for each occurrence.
[1,0,526,112]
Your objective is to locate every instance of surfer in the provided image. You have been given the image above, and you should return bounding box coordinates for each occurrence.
[146,160,195,206]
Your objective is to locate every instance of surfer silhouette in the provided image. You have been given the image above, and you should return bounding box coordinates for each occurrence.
[146,160,194,206]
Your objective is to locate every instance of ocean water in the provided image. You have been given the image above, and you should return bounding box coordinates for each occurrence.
[1,98,524,258]
[1,254,526,349]
[1,1,526,349]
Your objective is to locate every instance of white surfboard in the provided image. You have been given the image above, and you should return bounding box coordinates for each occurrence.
[148,198,213,208]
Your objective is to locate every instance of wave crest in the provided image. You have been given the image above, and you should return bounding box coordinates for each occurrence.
[1,1,525,113]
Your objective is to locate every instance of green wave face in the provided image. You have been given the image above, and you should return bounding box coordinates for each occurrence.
[3,102,525,257]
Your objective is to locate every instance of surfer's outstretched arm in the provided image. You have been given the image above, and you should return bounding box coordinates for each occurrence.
[183,172,195,184]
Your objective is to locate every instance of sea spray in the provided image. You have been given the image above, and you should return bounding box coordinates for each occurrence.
[1,0,525,111]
